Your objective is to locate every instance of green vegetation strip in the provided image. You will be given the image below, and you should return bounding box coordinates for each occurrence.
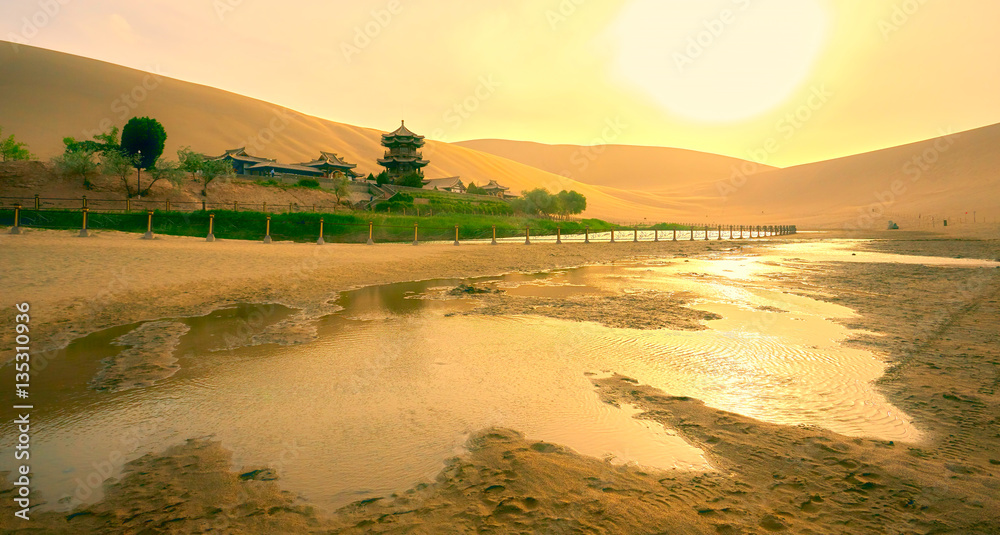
[0,209,671,243]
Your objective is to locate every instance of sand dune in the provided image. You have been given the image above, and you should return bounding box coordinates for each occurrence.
[0,44,667,222]
[455,139,777,194]
[461,128,1000,229]
[2,43,997,227]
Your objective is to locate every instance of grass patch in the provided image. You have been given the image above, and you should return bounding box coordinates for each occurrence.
[1,209,622,243]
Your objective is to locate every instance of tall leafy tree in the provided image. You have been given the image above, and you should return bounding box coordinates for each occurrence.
[121,117,166,196]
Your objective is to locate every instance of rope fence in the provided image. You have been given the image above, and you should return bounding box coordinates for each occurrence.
[0,194,500,217]
[1,204,797,245]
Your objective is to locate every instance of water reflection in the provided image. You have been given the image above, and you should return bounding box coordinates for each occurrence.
[3,242,962,514]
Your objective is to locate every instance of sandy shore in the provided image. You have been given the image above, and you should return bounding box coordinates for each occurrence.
[2,228,999,533]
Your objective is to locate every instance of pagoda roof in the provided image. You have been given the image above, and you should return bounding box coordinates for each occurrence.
[298,152,358,170]
[381,120,425,141]
[246,162,324,175]
[377,156,429,166]
[213,147,271,163]
[422,177,464,190]
[480,179,509,191]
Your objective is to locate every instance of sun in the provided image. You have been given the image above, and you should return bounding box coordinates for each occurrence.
[609,0,830,123]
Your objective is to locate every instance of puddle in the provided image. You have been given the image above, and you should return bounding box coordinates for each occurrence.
[3,240,966,514]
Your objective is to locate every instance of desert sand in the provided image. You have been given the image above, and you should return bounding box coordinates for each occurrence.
[1,227,998,533]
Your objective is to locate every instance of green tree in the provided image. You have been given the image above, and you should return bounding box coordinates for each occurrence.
[63,126,120,156]
[375,170,390,186]
[52,150,98,188]
[121,117,166,196]
[101,150,138,197]
[0,127,34,161]
[557,190,587,215]
[146,160,185,194]
[523,188,555,216]
[199,158,234,197]
[466,182,487,195]
[177,146,204,180]
[396,171,424,188]
[331,175,351,204]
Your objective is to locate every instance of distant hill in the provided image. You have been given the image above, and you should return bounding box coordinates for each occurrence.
[2,43,997,227]
[454,139,777,194]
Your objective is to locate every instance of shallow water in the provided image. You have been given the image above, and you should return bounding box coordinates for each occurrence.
[5,241,979,513]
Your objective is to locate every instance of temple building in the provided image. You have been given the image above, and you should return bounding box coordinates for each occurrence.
[213,147,272,175]
[422,177,466,193]
[378,121,429,179]
[478,179,510,197]
[212,148,361,179]
[296,152,361,179]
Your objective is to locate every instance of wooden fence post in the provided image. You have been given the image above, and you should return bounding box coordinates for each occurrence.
[34,194,39,210]
[673,228,677,241]
[556,227,562,244]
[207,214,215,242]
[263,216,272,243]
[367,221,374,245]
[318,218,325,245]
[79,208,90,237]
[585,226,590,244]
[634,228,639,242]
[654,229,659,242]
[82,195,87,209]
[525,226,531,245]
[10,204,22,234]
[610,228,615,243]
[413,222,419,246]
[454,225,460,246]
[142,210,154,240]
[491,225,498,245]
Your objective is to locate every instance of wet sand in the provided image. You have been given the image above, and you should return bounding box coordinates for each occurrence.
[2,229,999,533]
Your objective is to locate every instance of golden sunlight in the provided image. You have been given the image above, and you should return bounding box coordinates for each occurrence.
[609,0,830,122]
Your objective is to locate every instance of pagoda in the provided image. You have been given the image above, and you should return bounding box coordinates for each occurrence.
[378,121,429,179]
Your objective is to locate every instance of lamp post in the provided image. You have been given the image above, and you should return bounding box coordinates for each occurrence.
[136,150,142,199]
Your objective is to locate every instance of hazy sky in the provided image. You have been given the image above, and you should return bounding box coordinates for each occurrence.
[3,0,999,166]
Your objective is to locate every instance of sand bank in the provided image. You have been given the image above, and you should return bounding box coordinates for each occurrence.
[2,229,998,533]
